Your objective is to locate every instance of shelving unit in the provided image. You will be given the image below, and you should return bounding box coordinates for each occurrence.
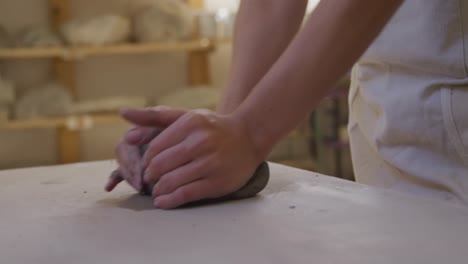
[0,0,215,164]
[0,40,214,60]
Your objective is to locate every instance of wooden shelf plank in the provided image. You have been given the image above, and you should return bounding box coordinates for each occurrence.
[76,40,213,57]
[0,47,65,59]
[0,40,214,60]
[0,114,126,130]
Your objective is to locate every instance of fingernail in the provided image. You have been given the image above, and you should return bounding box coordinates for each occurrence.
[133,179,142,191]
[143,169,151,183]
[154,197,162,208]
[152,187,159,197]
[142,161,149,171]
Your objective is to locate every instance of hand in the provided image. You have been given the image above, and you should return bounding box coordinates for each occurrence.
[120,108,265,209]
[105,126,161,193]
[105,107,187,193]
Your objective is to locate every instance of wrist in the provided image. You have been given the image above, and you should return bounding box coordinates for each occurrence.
[229,109,274,162]
[217,91,244,115]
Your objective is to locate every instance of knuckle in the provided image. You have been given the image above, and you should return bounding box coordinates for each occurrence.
[198,132,213,144]
[183,111,220,134]
[193,158,209,173]
[191,132,217,152]
[186,111,210,128]
[190,113,204,125]
[177,143,193,157]
[189,136,208,153]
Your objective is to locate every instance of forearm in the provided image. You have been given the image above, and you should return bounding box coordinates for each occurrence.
[217,0,308,114]
[234,0,403,157]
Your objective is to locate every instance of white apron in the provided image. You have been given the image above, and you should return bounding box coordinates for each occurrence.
[349,0,468,205]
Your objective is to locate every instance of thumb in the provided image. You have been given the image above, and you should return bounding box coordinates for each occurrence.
[120,107,187,127]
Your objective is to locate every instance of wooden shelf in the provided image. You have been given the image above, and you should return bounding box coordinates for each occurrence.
[0,39,214,60]
[0,114,126,130]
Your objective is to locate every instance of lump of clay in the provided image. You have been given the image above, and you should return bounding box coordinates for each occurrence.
[133,0,193,42]
[0,25,12,48]
[14,82,73,119]
[61,14,131,46]
[70,96,147,114]
[15,26,63,48]
[157,86,220,110]
[0,75,15,105]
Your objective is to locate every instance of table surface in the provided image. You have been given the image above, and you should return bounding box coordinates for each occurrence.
[1,161,467,264]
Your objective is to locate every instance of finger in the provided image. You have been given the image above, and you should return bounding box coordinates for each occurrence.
[143,146,192,186]
[152,158,209,197]
[153,180,220,209]
[105,170,124,192]
[120,107,186,127]
[141,114,196,168]
[125,126,162,145]
[143,135,209,185]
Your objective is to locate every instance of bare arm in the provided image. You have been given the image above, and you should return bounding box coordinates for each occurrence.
[217,0,308,114]
[234,0,403,157]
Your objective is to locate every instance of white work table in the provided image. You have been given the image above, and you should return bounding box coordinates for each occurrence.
[0,161,467,264]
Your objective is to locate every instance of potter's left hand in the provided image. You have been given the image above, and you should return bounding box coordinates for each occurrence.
[105,126,161,193]
[105,107,187,193]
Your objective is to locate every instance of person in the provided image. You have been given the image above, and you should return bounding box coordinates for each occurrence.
[106,0,468,209]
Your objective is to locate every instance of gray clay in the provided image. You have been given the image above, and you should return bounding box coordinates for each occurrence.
[111,144,270,207]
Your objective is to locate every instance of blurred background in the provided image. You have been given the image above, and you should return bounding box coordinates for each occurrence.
[0,0,353,181]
